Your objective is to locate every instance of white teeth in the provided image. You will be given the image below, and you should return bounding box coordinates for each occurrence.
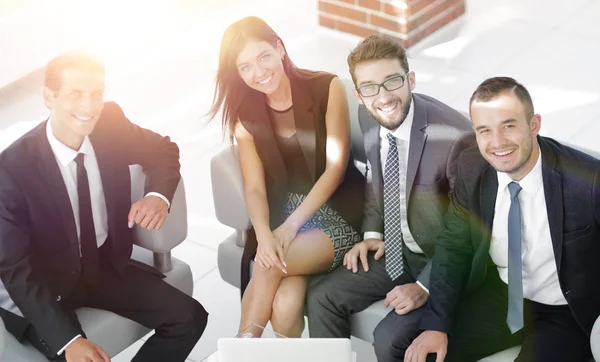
[378,103,398,113]
[258,75,273,85]
[494,150,514,156]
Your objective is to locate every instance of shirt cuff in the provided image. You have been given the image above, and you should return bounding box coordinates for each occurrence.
[364,231,384,241]
[145,192,170,209]
[57,334,82,355]
[416,280,429,294]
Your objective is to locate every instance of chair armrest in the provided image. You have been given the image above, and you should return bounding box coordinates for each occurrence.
[591,314,600,361]
[129,165,187,253]
[211,145,251,232]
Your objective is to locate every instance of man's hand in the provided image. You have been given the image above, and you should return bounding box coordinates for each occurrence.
[65,337,110,362]
[343,239,384,273]
[405,330,448,362]
[384,283,429,315]
[128,195,168,230]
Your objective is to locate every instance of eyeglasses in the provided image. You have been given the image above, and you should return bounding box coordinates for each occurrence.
[356,73,410,97]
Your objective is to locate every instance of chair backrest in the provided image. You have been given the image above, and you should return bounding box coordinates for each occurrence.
[341,78,367,165]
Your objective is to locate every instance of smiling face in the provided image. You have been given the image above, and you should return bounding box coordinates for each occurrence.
[235,38,286,95]
[351,58,415,130]
[44,66,105,150]
[470,91,541,180]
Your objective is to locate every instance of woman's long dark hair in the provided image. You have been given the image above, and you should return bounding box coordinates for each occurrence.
[208,16,320,142]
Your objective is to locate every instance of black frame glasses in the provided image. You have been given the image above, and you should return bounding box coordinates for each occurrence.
[356,73,411,97]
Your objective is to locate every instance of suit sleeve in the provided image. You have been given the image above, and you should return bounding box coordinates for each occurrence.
[418,160,475,333]
[361,158,384,234]
[0,165,81,355]
[594,165,600,227]
[101,102,181,204]
[415,132,475,292]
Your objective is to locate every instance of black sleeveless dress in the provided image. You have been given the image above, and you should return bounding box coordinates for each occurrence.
[268,106,361,270]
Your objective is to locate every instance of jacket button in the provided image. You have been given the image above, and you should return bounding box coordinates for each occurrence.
[55,295,62,302]
[71,270,78,275]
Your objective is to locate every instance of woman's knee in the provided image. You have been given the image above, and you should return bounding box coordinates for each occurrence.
[272,286,305,319]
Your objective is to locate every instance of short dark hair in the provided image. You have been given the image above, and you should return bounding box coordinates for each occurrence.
[44,51,104,91]
[347,34,409,86]
[470,77,534,120]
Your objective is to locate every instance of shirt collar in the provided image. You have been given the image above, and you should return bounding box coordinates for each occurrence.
[496,147,543,196]
[380,96,415,141]
[46,118,95,167]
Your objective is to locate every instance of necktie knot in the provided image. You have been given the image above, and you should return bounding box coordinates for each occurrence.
[387,133,396,147]
[75,153,85,167]
[508,181,522,200]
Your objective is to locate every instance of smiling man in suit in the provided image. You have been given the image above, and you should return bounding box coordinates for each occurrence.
[0,52,208,362]
[306,34,474,361]
[403,77,599,362]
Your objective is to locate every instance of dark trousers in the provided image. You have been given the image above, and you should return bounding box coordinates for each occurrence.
[25,262,208,362]
[395,268,592,362]
[306,250,429,362]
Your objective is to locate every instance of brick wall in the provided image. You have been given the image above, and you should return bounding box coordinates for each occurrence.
[318,0,465,48]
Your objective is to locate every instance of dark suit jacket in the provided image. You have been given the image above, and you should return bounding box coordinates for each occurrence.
[421,136,600,336]
[360,93,474,287]
[0,102,180,355]
[238,72,365,295]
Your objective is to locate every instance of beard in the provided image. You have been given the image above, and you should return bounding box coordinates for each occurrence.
[367,93,412,130]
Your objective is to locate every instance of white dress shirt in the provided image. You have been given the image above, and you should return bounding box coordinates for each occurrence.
[489,150,567,305]
[46,119,170,354]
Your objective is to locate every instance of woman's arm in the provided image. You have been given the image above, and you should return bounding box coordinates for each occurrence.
[284,76,351,230]
[235,122,286,272]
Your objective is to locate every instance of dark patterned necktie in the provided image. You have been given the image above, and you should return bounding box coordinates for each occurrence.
[383,133,406,280]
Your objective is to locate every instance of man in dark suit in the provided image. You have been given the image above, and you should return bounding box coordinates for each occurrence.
[403,77,599,362]
[0,52,208,362]
[306,34,474,361]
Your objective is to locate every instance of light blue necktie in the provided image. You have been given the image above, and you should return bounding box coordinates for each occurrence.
[383,133,405,280]
[507,181,524,333]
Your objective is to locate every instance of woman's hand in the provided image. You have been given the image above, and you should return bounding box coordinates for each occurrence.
[273,221,298,254]
[256,231,287,274]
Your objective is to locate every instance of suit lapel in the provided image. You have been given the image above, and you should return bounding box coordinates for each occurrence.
[364,112,383,210]
[539,138,564,272]
[291,79,317,181]
[35,121,79,251]
[480,165,498,250]
[89,134,117,236]
[406,95,428,198]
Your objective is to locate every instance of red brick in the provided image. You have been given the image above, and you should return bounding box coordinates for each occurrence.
[370,13,408,34]
[319,1,368,23]
[409,0,461,31]
[319,14,336,29]
[336,19,376,37]
[383,2,408,17]
[408,1,464,46]
[332,0,356,4]
[409,0,437,17]
[358,0,381,11]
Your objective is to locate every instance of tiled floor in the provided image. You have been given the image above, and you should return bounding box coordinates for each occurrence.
[1,0,599,361]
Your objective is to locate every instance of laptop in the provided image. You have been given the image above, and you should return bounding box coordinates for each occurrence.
[217,338,355,362]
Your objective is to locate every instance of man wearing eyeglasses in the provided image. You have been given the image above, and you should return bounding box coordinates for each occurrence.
[306,34,474,362]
